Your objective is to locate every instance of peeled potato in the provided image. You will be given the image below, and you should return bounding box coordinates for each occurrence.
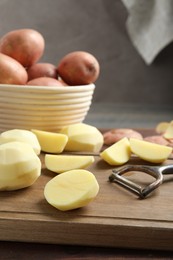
[163,121,173,140]
[44,169,99,211]
[60,123,103,153]
[45,154,94,173]
[0,141,41,191]
[0,129,41,155]
[100,137,131,165]
[31,129,68,153]
[129,138,172,163]
[155,121,170,134]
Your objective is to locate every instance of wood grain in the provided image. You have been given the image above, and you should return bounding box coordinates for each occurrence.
[0,129,173,251]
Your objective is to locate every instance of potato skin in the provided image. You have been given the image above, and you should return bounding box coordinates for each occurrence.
[27,63,58,81]
[144,135,169,146]
[103,128,143,145]
[0,53,28,84]
[57,51,100,85]
[0,29,45,68]
[27,77,65,86]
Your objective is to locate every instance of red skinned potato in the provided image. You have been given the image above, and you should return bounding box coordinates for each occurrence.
[27,63,58,81]
[103,128,143,145]
[27,77,65,86]
[0,53,28,85]
[0,29,45,68]
[144,135,169,146]
[57,51,100,85]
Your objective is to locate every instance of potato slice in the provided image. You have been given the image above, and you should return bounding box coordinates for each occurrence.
[45,154,94,173]
[100,137,131,165]
[0,129,41,155]
[0,141,41,191]
[31,129,68,153]
[44,169,99,211]
[163,121,173,139]
[129,138,172,163]
[60,123,103,153]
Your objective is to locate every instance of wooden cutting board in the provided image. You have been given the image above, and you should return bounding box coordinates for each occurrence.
[0,129,173,251]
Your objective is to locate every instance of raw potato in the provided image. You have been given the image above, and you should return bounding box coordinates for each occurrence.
[31,129,68,153]
[100,137,131,165]
[60,123,103,153]
[27,77,64,86]
[143,135,169,146]
[163,121,173,139]
[0,129,41,155]
[129,138,172,163]
[0,141,41,191]
[57,51,100,85]
[156,121,170,134]
[27,62,58,80]
[45,154,94,173]
[103,128,143,145]
[0,53,28,85]
[44,169,99,211]
[0,29,45,67]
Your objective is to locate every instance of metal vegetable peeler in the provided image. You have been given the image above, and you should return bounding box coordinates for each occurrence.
[109,164,173,199]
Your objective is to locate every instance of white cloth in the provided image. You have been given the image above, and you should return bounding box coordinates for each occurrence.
[122,0,173,64]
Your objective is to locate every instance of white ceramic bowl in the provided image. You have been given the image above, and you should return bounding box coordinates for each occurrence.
[0,83,95,132]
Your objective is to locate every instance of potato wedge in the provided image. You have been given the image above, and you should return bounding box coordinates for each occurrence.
[45,154,94,173]
[155,121,170,134]
[129,138,172,163]
[31,129,68,153]
[163,121,173,139]
[100,137,131,165]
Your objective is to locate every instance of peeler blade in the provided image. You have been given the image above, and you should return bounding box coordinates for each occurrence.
[109,164,164,199]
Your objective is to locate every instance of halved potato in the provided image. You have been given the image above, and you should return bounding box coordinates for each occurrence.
[60,123,103,153]
[44,169,99,211]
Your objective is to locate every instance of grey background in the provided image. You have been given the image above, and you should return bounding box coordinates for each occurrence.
[0,0,173,107]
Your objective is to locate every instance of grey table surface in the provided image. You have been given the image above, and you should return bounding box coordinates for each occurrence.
[84,102,173,129]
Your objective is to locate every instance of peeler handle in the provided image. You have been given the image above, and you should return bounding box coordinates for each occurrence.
[159,164,173,175]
